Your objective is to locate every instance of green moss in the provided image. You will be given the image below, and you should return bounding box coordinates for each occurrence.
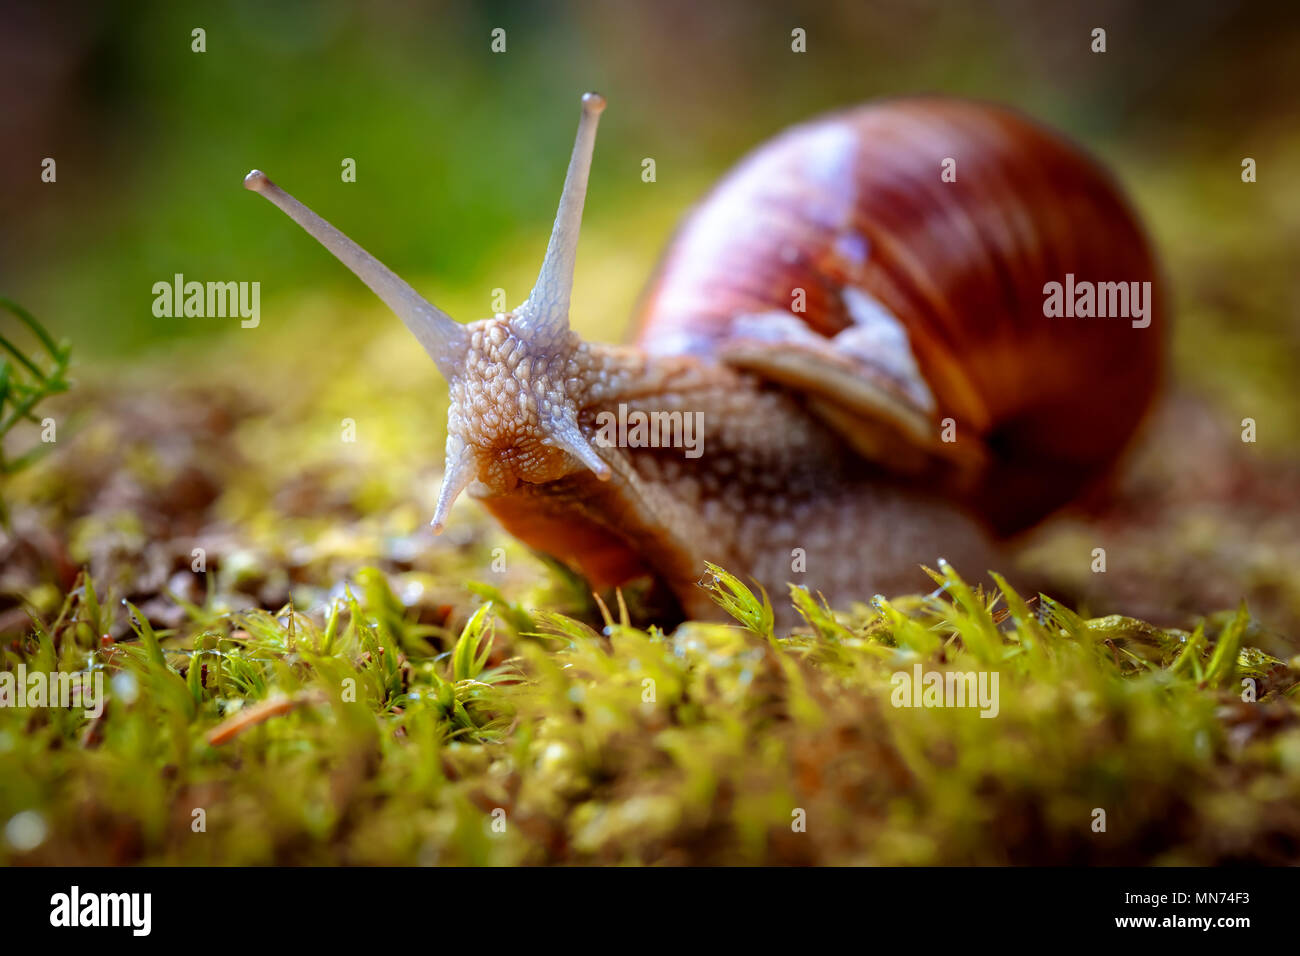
[2,561,1296,865]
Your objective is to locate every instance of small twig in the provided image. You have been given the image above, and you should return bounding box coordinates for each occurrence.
[205,689,326,746]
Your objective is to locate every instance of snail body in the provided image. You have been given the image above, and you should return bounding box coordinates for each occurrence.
[245,93,1162,623]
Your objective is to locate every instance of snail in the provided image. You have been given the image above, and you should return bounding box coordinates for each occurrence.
[243,92,1162,624]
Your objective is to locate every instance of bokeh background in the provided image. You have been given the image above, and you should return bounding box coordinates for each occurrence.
[3,0,1297,357]
[2,0,1300,632]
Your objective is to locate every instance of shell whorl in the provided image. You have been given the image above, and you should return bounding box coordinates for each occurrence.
[634,96,1164,534]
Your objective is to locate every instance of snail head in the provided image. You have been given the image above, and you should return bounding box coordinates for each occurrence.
[244,92,611,531]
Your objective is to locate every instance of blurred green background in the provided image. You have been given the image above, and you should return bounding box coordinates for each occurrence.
[1,0,1297,417]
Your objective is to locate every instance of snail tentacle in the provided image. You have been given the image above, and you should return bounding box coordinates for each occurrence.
[430,432,477,533]
[243,169,468,379]
[512,92,605,349]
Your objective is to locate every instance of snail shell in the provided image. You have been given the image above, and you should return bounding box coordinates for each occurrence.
[634,97,1164,535]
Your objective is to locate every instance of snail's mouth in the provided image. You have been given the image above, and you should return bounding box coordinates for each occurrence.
[476,439,584,490]
[432,399,612,533]
[470,453,524,496]
[435,432,562,502]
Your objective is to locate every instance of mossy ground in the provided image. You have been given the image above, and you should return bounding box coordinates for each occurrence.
[2,545,1299,866]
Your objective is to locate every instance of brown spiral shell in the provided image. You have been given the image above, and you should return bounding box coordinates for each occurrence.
[632,96,1164,535]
